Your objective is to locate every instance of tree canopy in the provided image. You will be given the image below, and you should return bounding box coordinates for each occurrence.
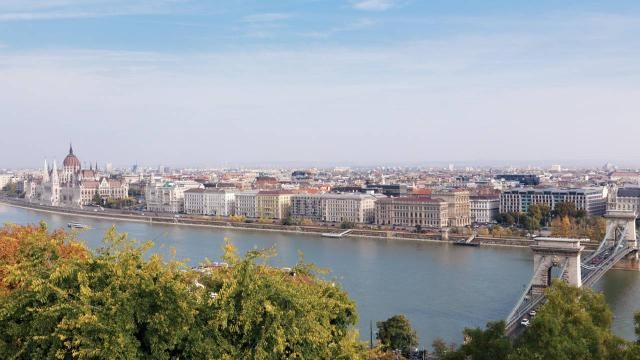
[0,223,362,359]
[375,314,418,355]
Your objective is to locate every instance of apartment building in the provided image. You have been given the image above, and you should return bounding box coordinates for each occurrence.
[500,187,607,216]
[256,190,294,220]
[375,197,448,229]
[235,190,259,218]
[321,193,377,224]
[470,196,500,223]
[432,189,471,227]
[145,180,203,213]
[184,188,235,216]
[290,193,323,222]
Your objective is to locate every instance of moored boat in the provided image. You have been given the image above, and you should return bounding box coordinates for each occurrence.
[67,222,91,229]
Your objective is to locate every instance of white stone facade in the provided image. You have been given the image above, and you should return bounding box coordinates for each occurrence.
[145,180,203,213]
[470,197,499,223]
[321,193,377,224]
[184,188,235,216]
[235,190,259,218]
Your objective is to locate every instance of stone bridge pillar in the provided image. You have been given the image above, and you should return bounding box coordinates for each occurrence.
[530,237,586,295]
[604,210,637,249]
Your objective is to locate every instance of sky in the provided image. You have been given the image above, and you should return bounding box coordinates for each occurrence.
[1,0,640,168]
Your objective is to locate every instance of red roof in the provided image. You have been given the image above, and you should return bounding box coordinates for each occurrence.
[63,145,81,167]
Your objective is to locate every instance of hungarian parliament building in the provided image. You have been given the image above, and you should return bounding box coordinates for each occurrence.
[26,145,128,207]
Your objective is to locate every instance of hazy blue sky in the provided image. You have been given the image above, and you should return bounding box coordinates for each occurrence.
[1,0,639,168]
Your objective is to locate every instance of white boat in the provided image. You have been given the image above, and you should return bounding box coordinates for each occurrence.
[67,222,91,229]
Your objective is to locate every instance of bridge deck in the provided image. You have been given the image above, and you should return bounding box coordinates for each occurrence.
[505,217,637,336]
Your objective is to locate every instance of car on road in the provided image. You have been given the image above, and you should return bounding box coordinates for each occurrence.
[521,318,530,327]
[529,310,537,317]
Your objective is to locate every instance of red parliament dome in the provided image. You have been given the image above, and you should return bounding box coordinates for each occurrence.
[63,144,81,167]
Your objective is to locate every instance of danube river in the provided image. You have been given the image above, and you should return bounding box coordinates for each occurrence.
[1,203,639,346]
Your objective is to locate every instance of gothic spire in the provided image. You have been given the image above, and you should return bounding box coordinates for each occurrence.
[69,143,73,155]
[43,159,50,183]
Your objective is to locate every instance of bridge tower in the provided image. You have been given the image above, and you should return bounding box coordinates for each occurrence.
[530,237,586,294]
[604,210,637,249]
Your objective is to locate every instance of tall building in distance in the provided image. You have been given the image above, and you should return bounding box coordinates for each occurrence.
[26,145,129,207]
[494,174,540,186]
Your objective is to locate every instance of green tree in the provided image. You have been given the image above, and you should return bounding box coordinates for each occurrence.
[432,337,452,359]
[513,280,627,360]
[635,311,640,343]
[527,204,551,229]
[448,321,511,360]
[92,190,102,205]
[1,182,19,197]
[553,201,577,218]
[341,220,356,229]
[376,314,418,355]
[0,224,363,359]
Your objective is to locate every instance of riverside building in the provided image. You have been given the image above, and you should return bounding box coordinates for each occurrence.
[321,193,377,224]
[432,189,471,227]
[470,196,500,223]
[235,190,259,218]
[290,193,324,222]
[27,145,128,207]
[145,180,203,213]
[374,197,448,229]
[255,190,294,220]
[500,187,607,216]
[184,188,235,216]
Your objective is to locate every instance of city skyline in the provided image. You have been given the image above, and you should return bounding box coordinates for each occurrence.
[1,1,640,167]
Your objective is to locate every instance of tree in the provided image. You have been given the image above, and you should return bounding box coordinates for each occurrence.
[432,337,452,358]
[376,314,418,355]
[448,321,511,360]
[529,204,551,225]
[0,224,363,359]
[553,201,577,218]
[503,213,516,226]
[635,311,640,343]
[1,182,19,197]
[513,280,628,360]
[340,220,356,229]
[92,190,102,205]
[551,216,573,237]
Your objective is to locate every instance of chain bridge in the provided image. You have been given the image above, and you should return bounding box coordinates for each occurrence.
[505,210,639,336]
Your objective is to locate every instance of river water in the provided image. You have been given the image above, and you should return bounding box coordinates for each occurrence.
[1,203,638,347]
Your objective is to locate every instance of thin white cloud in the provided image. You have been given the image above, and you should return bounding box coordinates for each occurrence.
[243,12,291,23]
[0,0,188,21]
[303,18,375,39]
[0,11,102,21]
[352,0,396,11]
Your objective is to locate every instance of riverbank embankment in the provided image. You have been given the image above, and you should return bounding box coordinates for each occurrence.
[0,198,545,248]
